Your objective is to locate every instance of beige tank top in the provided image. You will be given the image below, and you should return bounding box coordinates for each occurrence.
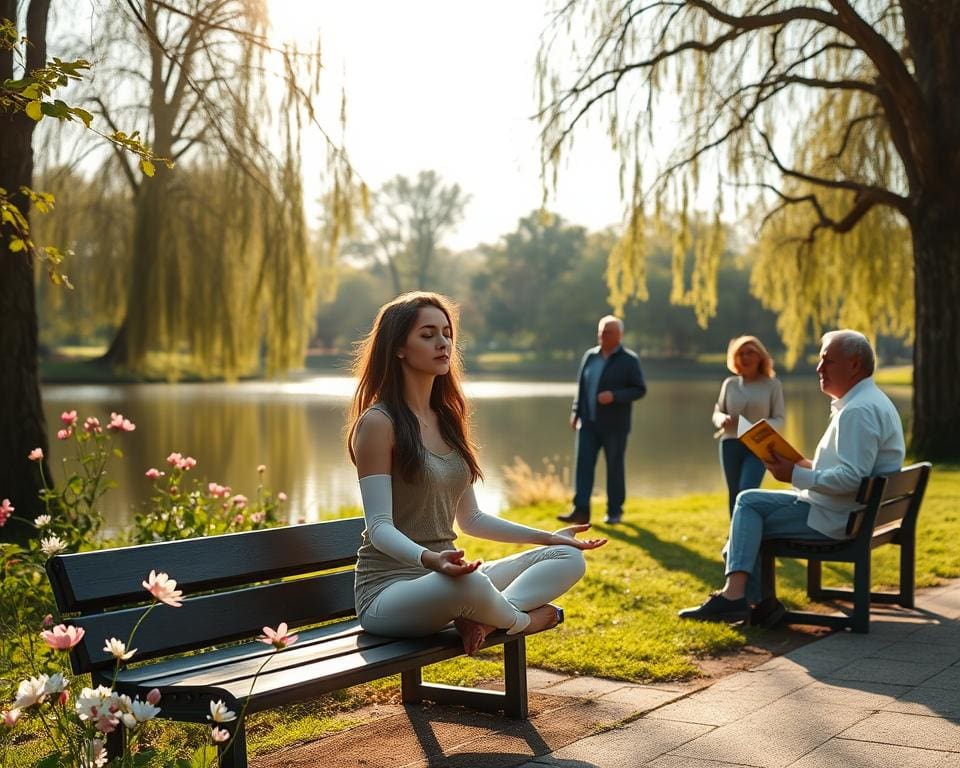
[354,403,472,618]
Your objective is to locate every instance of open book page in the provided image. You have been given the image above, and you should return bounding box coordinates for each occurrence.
[736,415,753,438]
[738,418,803,463]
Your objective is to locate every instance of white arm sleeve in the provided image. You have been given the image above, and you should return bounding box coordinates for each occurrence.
[455,486,550,544]
[359,474,427,567]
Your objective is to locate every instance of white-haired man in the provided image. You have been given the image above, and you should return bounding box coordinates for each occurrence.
[679,330,905,623]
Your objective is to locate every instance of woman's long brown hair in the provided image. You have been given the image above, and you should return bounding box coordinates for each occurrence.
[347,292,482,483]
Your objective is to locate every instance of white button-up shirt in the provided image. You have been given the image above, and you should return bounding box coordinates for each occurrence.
[792,377,905,538]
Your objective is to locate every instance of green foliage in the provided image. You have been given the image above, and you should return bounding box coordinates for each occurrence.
[130,460,285,543]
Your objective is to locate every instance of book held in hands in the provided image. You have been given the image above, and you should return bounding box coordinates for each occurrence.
[736,416,803,463]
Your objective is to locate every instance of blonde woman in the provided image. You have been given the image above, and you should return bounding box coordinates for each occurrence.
[712,336,785,516]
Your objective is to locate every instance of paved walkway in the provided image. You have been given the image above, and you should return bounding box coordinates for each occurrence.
[256,581,960,767]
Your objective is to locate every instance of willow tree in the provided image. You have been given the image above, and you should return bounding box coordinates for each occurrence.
[539,1,959,458]
[91,0,360,377]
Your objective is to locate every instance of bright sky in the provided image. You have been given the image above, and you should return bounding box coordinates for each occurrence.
[268,0,627,250]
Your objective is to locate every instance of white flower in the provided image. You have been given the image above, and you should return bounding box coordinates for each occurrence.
[80,738,108,768]
[103,638,136,661]
[43,673,69,695]
[211,726,231,743]
[14,675,49,708]
[206,699,237,723]
[40,536,66,556]
[130,698,161,723]
[75,685,116,722]
[33,514,51,528]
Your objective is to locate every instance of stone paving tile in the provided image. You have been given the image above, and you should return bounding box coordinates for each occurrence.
[780,678,909,709]
[830,656,950,686]
[918,663,960,691]
[668,699,870,768]
[907,622,960,646]
[787,739,960,768]
[751,653,858,678]
[882,685,960,719]
[527,669,574,691]
[542,675,631,699]
[863,639,960,663]
[596,684,684,715]
[538,718,713,767]
[708,669,816,693]
[839,711,960,752]
[645,756,759,767]
[648,671,811,727]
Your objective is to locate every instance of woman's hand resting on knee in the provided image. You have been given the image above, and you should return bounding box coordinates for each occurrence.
[421,548,482,576]
[550,524,607,550]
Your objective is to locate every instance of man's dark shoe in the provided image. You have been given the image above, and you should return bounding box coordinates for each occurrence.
[604,513,623,525]
[557,508,590,524]
[678,593,750,623]
[750,598,786,629]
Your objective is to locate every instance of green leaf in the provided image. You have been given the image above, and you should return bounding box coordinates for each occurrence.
[36,753,63,768]
[140,159,156,177]
[25,100,42,121]
[71,107,93,127]
[113,448,124,458]
[132,749,158,766]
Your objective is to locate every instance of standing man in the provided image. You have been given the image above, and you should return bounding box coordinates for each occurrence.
[678,329,905,623]
[559,315,647,525]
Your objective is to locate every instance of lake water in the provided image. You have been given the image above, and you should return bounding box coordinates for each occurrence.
[41,376,912,530]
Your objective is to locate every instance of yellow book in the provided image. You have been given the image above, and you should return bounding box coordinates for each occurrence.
[737,417,803,463]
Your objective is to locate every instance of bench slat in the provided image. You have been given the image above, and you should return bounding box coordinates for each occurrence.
[873,496,914,529]
[71,571,356,671]
[879,464,929,500]
[47,518,366,613]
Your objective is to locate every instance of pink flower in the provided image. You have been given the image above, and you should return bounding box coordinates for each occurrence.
[28,447,43,461]
[208,482,230,498]
[84,416,102,433]
[107,412,135,432]
[42,614,53,628]
[258,622,299,650]
[211,726,231,743]
[60,410,77,426]
[250,512,265,524]
[146,688,161,706]
[41,623,86,650]
[58,690,70,706]
[178,456,197,471]
[257,464,266,474]
[0,499,13,527]
[57,428,72,440]
[145,468,165,480]
[2,708,20,726]
[277,492,288,503]
[166,452,182,466]
[230,494,247,509]
[142,570,183,607]
[233,514,245,525]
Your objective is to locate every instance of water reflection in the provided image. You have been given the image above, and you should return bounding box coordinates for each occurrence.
[42,377,911,530]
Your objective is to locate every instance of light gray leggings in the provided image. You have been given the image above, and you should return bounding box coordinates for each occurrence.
[359,545,586,637]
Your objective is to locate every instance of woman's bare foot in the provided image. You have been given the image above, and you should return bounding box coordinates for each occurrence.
[524,604,562,635]
[454,617,495,656]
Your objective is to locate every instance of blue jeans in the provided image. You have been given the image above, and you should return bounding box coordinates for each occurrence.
[573,426,628,517]
[720,439,767,516]
[725,490,833,603]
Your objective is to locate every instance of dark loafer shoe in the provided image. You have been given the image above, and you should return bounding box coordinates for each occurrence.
[604,513,623,525]
[750,598,786,629]
[678,593,750,623]
[557,508,590,524]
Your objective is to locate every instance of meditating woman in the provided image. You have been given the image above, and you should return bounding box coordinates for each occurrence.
[347,292,606,654]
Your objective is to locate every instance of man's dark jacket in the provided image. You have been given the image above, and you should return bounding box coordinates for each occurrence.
[571,345,647,433]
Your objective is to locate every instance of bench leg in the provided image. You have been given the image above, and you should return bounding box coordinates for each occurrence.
[105,725,125,763]
[760,548,777,601]
[218,719,248,768]
[807,559,823,600]
[503,638,528,719]
[900,536,916,609]
[852,555,871,633]
[401,667,424,705]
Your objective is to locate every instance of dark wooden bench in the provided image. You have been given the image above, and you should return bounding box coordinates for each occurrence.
[760,461,932,633]
[46,518,556,767]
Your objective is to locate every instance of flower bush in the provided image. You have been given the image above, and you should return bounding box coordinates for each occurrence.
[0,408,294,766]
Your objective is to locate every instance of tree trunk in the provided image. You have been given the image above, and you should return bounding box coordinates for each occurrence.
[910,203,960,459]
[0,0,51,540]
